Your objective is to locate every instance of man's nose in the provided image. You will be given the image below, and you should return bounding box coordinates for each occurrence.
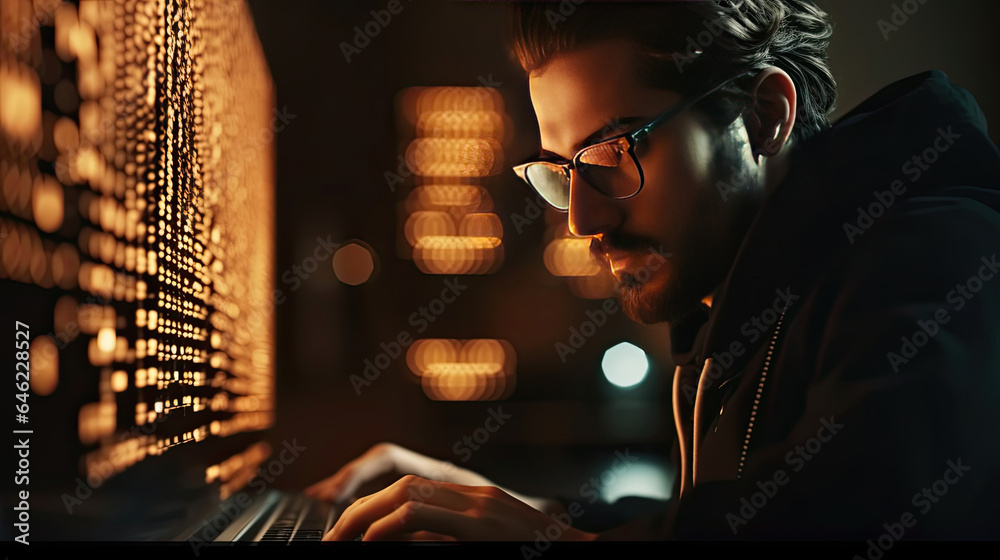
[567,170,623,238]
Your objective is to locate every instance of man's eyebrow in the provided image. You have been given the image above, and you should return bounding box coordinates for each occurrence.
[539,116,645,160]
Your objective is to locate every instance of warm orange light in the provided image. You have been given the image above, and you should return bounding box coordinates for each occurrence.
[53,116,80,153]
[405,185,490,213]
[396,87,508,276]
[110,370,128,392]
[0,60,42,144]
[566,272,617,300]
[88,336,113,366]
[414,87,503,116]
[459,213,503,238]
[416,110,505,140]
[30,336,59,396]
[51,242,80,289]
[404,210,458,247]
[412,235,502,275]
[407,338,460,375]
[544,236,602,277]
[407,339,515,401]
[96,326,115,352]
[31,174,64,233]
[405,138,502,178]
[54,2,78,61]
[332,242,376,286]
[78,401,115,445]
[3,0,290,490]
[53,295,79,344]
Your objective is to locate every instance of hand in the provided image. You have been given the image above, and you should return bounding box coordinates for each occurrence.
[305,442,560,513]
[322,474,597,541]
[305,442,488,504]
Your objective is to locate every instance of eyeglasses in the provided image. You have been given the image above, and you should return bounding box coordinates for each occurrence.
[512,72,752,211]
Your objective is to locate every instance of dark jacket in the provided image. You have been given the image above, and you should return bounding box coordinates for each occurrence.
[594,70,1000,539]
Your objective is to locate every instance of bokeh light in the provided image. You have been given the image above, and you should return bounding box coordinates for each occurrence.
[544,236,602,277]
[602,342,649,388]
[2,0,277,492]
[30,335,59,396]
[406,338,516,401]
[395,86,508,275]
[332,241,376,286]
[601,460,673,503]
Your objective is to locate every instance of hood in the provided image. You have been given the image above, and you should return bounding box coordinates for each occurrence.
[670,69,1000,372]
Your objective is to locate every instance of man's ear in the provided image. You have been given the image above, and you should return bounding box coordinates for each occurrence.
[745,67,796,162]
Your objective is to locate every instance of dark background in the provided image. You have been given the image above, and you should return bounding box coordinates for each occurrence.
[244,0,1000,502]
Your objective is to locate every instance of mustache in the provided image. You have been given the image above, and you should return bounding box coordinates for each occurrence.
[590,233,661,260]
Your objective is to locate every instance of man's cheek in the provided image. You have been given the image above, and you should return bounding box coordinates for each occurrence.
[644,260,674,289]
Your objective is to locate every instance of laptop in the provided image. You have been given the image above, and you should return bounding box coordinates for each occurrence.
[176,491,338,546]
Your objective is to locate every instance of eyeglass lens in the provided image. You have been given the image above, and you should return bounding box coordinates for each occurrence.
[525,136,641,210]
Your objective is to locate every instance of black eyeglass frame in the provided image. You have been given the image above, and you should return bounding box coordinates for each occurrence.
[513,71,755,211]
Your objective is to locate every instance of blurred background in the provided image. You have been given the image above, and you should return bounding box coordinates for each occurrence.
[245,0,1000,501]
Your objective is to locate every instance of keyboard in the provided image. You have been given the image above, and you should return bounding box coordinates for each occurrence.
[255,494,336,543]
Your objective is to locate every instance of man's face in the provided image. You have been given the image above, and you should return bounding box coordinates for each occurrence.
[528,38,764,324]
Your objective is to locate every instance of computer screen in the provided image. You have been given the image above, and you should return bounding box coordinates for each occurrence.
[1,0,276,540]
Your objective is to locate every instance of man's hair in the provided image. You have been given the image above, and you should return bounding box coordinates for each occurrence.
[509,0,837,143]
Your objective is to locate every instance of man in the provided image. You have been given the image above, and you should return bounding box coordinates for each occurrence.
[312,1,1000,540]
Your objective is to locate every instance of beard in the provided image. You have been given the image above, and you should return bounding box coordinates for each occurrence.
[595,126,765,325]
[593,233,714,325]
[613,247,712,325]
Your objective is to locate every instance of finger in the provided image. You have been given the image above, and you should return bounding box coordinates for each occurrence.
[322,526,364,542]
[304,473,341,498]
[305,470,352,501]
[307,447,396,502]
[305,459,365,499]
[321,493,378,542]
[363,502,492,541]
[321,527,455,542]
[327,476,479,541]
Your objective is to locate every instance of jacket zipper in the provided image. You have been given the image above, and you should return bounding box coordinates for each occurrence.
[736,305,789,479]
